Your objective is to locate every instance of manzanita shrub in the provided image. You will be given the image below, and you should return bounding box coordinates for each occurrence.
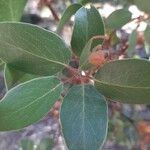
[0,0,150,150]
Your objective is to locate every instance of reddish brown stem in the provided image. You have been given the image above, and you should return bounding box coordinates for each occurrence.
[47,3,60,21]
[38,0,60,21]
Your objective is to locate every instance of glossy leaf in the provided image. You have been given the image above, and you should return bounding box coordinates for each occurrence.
[60,84,108,150]
[0,0,27,21]
[134,0,150,13]
[0,76,62,131]
[36,138,54,150]
[20,139,34,150]
[57,3,82,34]
[128,30,137,57]
[71,6,105,56]
[95,59,150,104]
[106,9,132,29]
[0,22,71,76]
[4,64,38,90]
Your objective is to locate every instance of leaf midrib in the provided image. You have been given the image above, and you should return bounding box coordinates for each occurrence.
[81,84,86,150]
[0,39,67,67]
[94,78,150,89]
[2,82,62,120]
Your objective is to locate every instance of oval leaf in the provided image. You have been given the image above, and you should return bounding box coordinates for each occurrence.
[0,0,27,21]
[60,84,108,150]
[71,6,105,56]
[0,76,62,131]
[4,64,39,90]
[95,59,150,104]
[0,22,71,76]
[134,0,150,13]
[128,30,137,57]
[106,9,132,29]
[57,3,82,34]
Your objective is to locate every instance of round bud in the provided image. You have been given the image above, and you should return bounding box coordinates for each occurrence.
[88,51,106,66]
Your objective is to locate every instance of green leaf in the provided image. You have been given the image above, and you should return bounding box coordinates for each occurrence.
[60,84,108,150]
[78,0,99,4]
[127,30,137,57]
[0,22,71,76]
[71,6,105,56]
[0,76,62,131]
[79,38,94,70]
[144,23,150,56]
[0,0,27,21]
[36,138,54,150]
[4,64,39,90]
[77,0,89,4]
[106,29,119,46]
[0,59,4,70]
[134,0,150,13]
[144,42,150,56]
[57,3,82,34]
[0,59,4,65]
[20,139,34,150]
[144,23,150,43]
[0,59,3,65]
[106,9,132,29]
[95,59,150,104]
